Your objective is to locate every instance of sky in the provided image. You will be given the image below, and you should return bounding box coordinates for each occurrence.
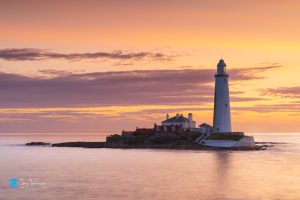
[0,0,300,133]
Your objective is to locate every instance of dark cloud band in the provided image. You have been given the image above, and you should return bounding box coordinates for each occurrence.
[0,66,278,107]
[261,86,300,99]
[0,48,169,61]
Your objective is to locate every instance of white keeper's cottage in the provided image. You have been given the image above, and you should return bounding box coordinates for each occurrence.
[161,113,196,129]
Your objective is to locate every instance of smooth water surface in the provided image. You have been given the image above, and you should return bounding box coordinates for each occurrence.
[1,133,300,200]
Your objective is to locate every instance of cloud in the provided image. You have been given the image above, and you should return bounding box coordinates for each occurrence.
[232,103,300,113]
[0,66,278,107]
[0,48,170,61]
[261,86,300,99]
[38,69,75,77]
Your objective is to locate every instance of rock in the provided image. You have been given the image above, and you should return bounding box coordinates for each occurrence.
[52,141,105,148]
[26,142,51,146]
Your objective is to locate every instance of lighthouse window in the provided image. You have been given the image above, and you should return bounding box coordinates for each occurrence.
[225,103,228,107]
[224,79,226,82]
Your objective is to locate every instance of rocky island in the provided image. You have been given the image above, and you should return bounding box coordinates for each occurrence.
[28,59,265,151]
[26,129,268,150]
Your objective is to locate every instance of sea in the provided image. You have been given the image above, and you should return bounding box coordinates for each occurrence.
[1,133,300,200]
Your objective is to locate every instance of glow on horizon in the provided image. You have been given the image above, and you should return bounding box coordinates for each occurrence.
[0,0,300,132]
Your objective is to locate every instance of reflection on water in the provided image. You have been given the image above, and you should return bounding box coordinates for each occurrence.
[0,133,300,200]
[213,152,230,186]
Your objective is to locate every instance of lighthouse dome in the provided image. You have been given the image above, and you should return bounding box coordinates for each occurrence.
[217,59,226,67]
[217,59,227,75]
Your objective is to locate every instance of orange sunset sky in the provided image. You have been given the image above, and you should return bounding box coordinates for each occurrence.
[0,0,300,133]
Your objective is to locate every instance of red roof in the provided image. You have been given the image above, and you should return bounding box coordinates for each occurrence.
[135,128,155,134]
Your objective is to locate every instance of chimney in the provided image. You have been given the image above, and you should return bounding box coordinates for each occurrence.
[188,113,193,128]
[188,113,193,122]
[166,114,169,120]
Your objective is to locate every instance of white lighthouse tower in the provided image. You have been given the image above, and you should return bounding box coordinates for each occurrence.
[213,59,232,133]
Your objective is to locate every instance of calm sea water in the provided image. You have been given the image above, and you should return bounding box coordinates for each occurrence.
[1,133,300,200]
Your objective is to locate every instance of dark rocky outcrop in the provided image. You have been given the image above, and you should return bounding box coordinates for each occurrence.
[26,133,267,151]
[26,142,51,146]
[49,140,264,151]
[52,142,105,148]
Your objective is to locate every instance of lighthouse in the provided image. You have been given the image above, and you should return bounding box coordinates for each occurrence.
[213,59,232,133]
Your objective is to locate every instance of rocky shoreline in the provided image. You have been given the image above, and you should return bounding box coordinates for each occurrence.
[26,142,51,146]
[26,141,270,151]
